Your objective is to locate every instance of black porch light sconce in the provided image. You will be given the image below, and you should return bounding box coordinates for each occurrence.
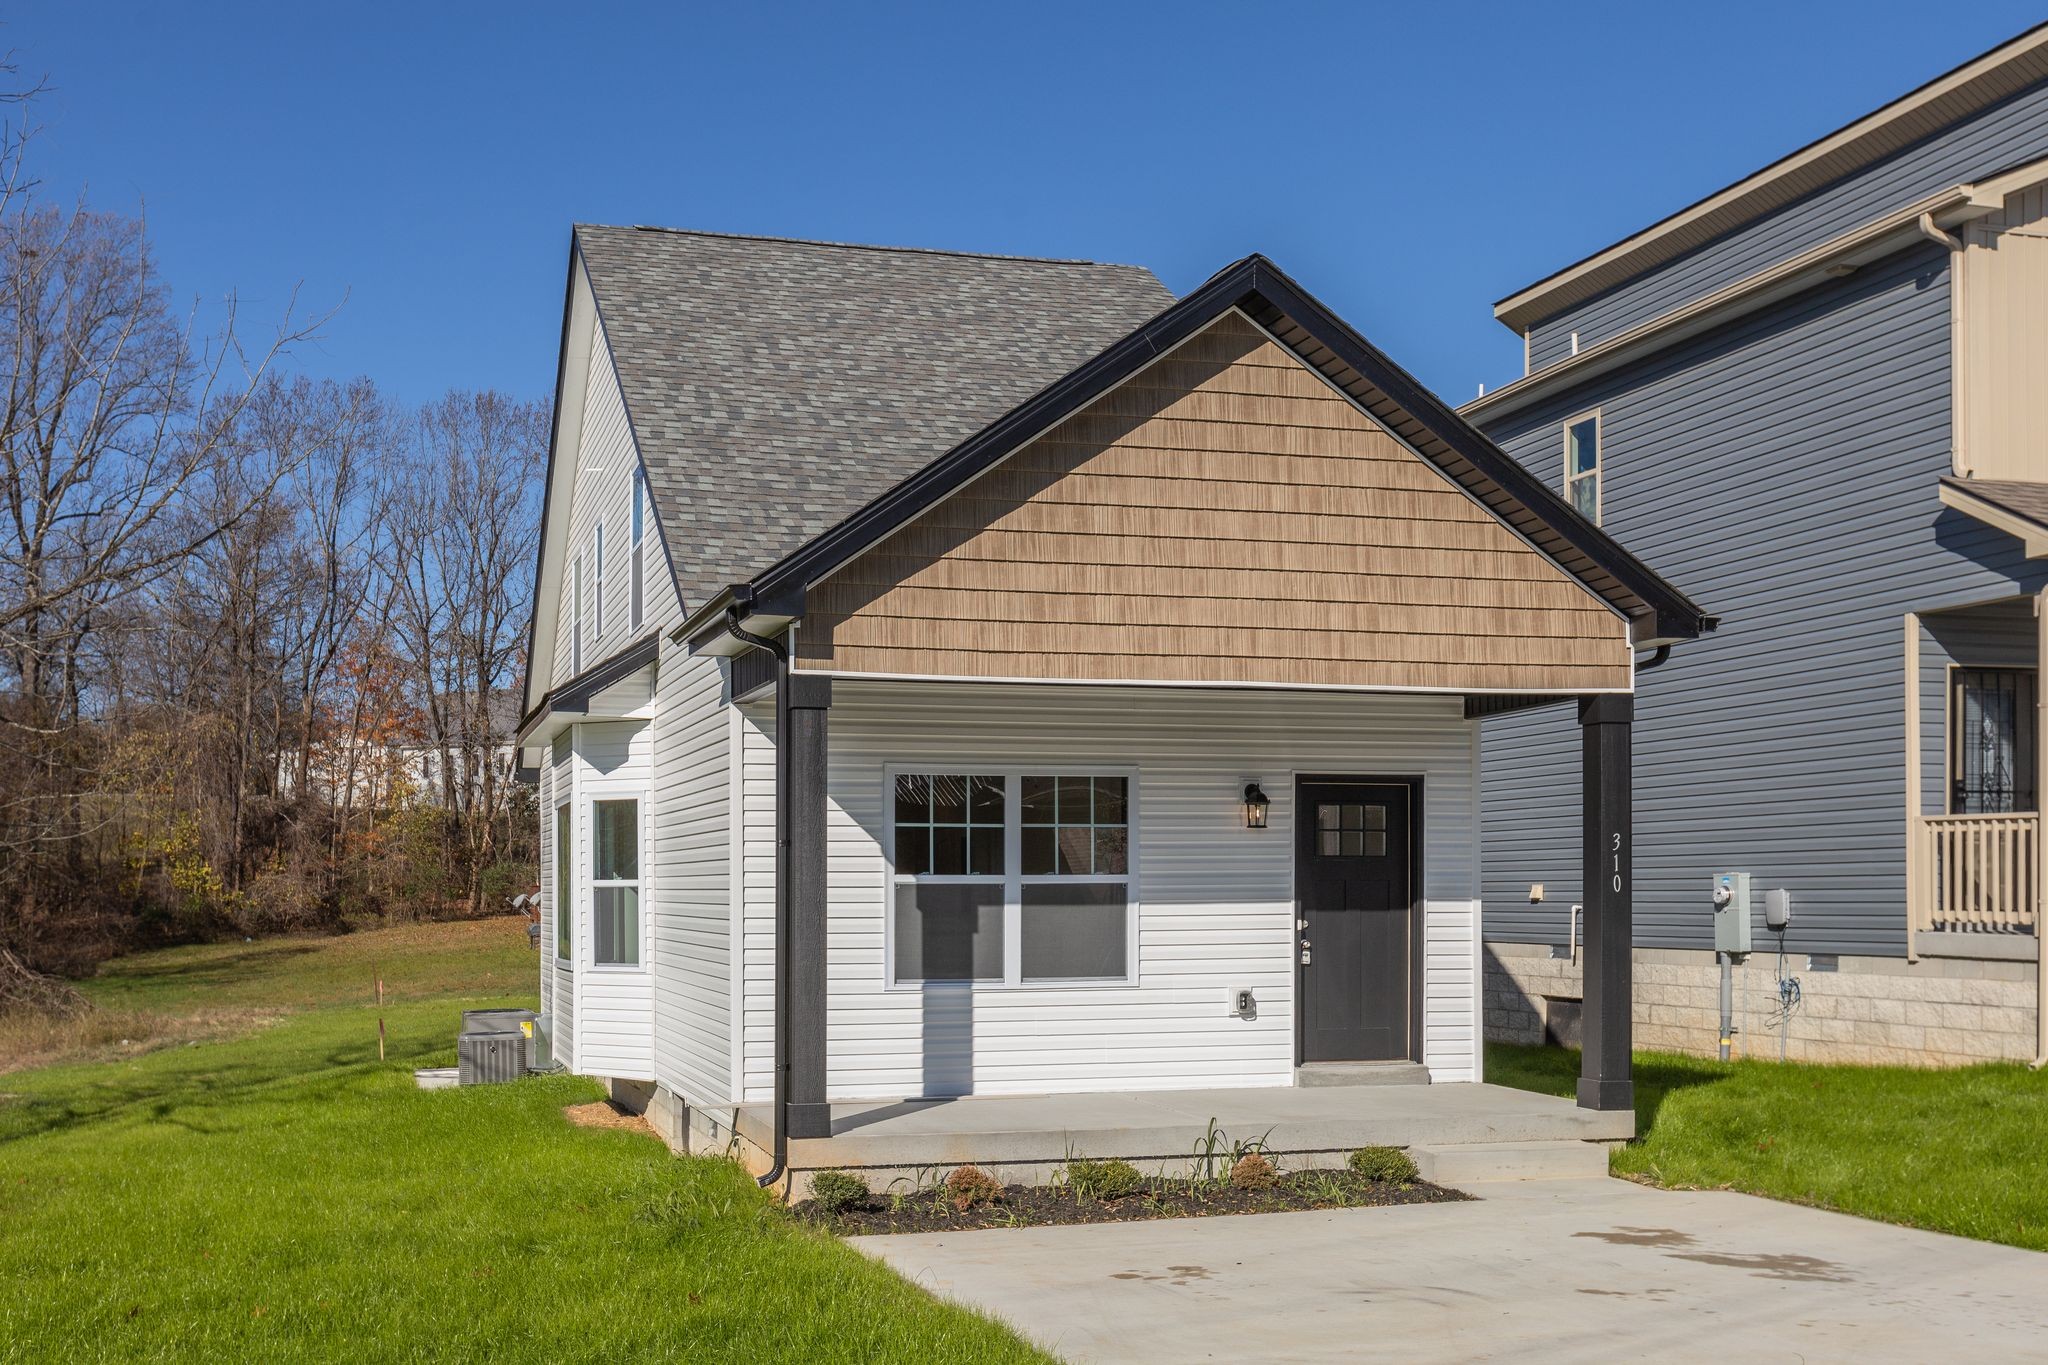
[1242,781,1270,830]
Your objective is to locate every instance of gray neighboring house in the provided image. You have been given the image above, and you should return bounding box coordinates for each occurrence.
[1466,23,2048,1066]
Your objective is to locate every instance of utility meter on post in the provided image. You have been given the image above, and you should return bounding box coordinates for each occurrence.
[1713,872,1752,957]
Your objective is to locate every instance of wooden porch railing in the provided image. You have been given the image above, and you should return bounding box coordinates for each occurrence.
[1914,812,2040,938]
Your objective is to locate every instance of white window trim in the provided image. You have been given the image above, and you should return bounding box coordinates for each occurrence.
[629,469,645,631]
[883,764,1140,991]
[570,553,583,674]
[587,793,645,970]
[594,522,606,640]
[553,798,574,965]
[1562,408,1602,525]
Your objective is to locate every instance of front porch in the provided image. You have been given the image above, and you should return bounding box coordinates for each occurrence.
[1906,594,2045,959]
[733,1079,1627,1194]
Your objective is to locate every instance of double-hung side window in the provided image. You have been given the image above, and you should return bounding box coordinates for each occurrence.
[594,523,606,640]
[891,771,1132,986]
[554,800,573,960]
[1563,411,1601,524]
[591,798,640,965]
[630,469,645,630]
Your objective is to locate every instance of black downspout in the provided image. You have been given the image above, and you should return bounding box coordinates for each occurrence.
[721,604,791,1192]
[1633,644,1672,673]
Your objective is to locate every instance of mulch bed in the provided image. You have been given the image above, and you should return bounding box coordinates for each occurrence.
[798,1169,1469,1235]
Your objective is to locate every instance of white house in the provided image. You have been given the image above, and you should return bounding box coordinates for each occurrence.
[514,228,1710,1192]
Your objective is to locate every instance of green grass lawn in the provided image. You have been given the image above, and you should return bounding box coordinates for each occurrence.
[0,920,1046,1363]
[1488,1040,2048,1251]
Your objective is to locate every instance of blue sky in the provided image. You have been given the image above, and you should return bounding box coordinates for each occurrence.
[11,2,2047,407]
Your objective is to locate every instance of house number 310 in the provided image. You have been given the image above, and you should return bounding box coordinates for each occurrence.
[1611,833,1624,893]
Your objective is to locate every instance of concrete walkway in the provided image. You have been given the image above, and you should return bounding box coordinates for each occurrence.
[854,1178,2048,1363]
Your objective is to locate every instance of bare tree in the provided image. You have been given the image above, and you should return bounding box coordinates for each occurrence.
[390,392,546,915]
[0,73,319,981]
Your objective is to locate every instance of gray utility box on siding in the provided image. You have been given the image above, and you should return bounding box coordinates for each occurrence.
[456,1008,537,1084]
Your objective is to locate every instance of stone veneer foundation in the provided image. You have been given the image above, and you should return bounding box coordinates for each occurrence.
[1486,940,2041,1067]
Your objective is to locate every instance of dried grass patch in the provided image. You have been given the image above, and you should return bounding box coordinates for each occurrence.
[0,1005,280,1075]
[563,1100,653,1136]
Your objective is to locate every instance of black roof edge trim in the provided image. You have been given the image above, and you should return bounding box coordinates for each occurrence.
[709,251,1708,645]
[515,632,660,741]
[515,233,588,719]
[1240,259,1711,641]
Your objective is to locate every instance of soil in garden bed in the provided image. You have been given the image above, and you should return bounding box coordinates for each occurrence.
[799,1168,1470,1235]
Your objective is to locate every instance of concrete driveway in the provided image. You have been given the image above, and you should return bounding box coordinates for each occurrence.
[854,1178,2048,1363]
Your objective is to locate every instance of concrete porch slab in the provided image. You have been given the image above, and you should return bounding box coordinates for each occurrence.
[736,1083,1629,1191]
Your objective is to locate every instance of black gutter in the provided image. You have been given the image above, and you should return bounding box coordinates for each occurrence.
[719,598,792,1192]
[513,633,661,744]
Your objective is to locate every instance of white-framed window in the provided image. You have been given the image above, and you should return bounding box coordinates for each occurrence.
[590,797,641,966]
[554,800,573,961]
[630,469,645,630]
[887,768,1135,987]
[1563,410,1601,524]
[594,522,606,640]
[570,552,583,674]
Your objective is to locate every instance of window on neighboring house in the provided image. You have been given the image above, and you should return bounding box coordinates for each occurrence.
[571,553,583,674]
[890,771,1133,986]
[591,797,640,965]
[630,469,645,630]
[554,801,573,960]
[1563,411,1601,524]
[594,523,606,640]
[1950,667,2038,813]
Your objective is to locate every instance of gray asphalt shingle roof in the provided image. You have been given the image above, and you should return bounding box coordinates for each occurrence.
[574,226,1176,612]
[1952,477,2048,530]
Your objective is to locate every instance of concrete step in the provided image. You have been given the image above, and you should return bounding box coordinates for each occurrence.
[1294,1061,1431,1088]
[1409,1139,1611,1184]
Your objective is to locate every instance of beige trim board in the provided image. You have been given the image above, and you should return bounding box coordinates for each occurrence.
[1493,23,2048,330]
[1466,169,2044,424]
[1939,481,2048,556]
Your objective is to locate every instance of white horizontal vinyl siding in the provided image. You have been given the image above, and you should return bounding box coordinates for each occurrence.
[649,645,733,1105]
[569,719,655,1080]
[550,314,648,688]
[739,680,1481,1100]
[1422,899,1480,1082]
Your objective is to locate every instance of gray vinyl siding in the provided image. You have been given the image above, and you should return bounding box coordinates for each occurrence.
[1527,77,2048,371]
[1480,240,2047,958]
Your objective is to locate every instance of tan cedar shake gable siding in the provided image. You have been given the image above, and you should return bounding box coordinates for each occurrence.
[796,313,1632,691]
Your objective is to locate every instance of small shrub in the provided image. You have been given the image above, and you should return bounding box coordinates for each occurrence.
[944,1164,1004,1211]
[808,1169,870,1215]
[1066,1157,1144,1202]
[1348,1146,1418,1184]
[1228,1152,1278,1191]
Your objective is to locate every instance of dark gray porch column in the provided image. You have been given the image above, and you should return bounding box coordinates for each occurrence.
[1578,693,1633,1112]
[784,674,833,1139]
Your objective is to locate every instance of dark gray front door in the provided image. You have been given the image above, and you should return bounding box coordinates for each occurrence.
[1296,779,1413,1063]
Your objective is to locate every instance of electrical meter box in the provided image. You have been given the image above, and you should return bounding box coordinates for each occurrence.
[1713,872,1752,955]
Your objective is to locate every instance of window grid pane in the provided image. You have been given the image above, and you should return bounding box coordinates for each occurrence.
[1316,802,1389,859]
[1022,775,1128,877]
[895,773,1004,876]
